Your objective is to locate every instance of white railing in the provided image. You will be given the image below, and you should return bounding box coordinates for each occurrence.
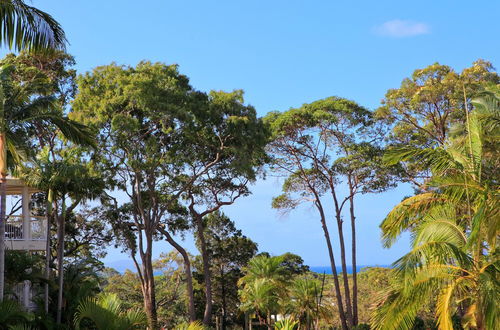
[4,215,47,240]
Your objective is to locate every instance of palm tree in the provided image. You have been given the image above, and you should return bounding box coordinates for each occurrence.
[74,293,146,330]
[20,152,102,323]
[0,0,67,301]
[239,255,288,287]
[239,255,290,329]
[239,278,280,329]
[0,0,66,52]
[0,71,94,319]
[372,89,499,330]
[286,277,323,330]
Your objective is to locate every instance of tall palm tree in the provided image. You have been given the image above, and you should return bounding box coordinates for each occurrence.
[0,0,67,301]
[372,89,499,330]
[20,151,101,323]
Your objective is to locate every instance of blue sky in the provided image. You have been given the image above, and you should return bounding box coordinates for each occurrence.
[30,0,499,269]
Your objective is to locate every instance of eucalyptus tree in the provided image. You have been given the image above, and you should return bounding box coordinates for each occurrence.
[265,97,394,328]
[372,89,500,330]
[0,0,66,301]
[71,61,202,329]
[172,89,268,325]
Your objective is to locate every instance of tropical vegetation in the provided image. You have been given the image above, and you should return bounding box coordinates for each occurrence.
[0,1,497,330]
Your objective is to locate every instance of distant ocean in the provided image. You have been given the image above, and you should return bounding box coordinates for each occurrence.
[309,265,390,274]
[105,259,390,275]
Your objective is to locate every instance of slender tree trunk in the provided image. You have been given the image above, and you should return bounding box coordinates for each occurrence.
[142,241,158,329]
[161,227,196,322]
[317,204,348,330]
[0,173,6,301]
[220,267,227,330]
[335,213,354,327]
[194,213,213,326]
[56,206,65,324]
[349,192,358,325]
[44,191,54,313]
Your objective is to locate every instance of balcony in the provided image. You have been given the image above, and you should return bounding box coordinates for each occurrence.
[5,215,47,251]
[2,176,46,251]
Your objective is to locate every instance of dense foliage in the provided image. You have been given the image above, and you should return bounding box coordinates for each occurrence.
[0,7,497,328]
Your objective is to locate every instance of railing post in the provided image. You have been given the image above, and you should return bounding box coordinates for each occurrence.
[22,186,30,240]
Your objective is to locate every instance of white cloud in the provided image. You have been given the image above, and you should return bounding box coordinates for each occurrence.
[373,19,430,38]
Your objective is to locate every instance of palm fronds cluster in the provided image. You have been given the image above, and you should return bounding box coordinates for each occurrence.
[238,255,328,329]
[372,87,500,330]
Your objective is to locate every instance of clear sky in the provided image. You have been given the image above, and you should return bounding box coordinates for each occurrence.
[31,0,499,269]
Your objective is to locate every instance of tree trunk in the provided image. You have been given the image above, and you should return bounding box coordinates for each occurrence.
[141,243,158,329]
[161,227,196,322]
[44,191,54,313]
[56,204,66,324]
[220,267,227,330]
[195,214,213,326]
[142,275,158,330]
[0,174,6,301]
[335,213,354,327]
[317,204,348,330]
[349,193,358,325]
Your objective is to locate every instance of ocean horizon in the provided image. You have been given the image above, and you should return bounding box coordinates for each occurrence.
[105,259,390,275]
[309,265,390,274]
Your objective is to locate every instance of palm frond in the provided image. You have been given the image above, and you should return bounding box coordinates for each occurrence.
[380,193,443,248]
[0,0,67,52]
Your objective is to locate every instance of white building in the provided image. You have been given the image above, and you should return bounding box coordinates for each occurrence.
[4,177,47,310]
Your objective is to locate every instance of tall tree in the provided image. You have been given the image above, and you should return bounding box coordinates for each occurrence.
[174,89,268,326]
[266,97,394,328]
[71,61,201,329]
[200,211,257,329]
[22,153,104,324]
[0,0,66,300]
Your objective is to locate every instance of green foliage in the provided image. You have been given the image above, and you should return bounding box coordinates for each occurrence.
[373,89,499,329]
[0,0,66,52]
[0,299,30,329]
[103,252,195,328]
[274,318,298,330]
[201,211,258,327]
[239,254,324,328]
[74,293,146,330]
[376,61,499,186]
[286,277,324,328]
[175,320,207,330]
[4,251,44,289]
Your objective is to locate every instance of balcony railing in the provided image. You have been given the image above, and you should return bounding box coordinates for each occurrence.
[4,215,47,240]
